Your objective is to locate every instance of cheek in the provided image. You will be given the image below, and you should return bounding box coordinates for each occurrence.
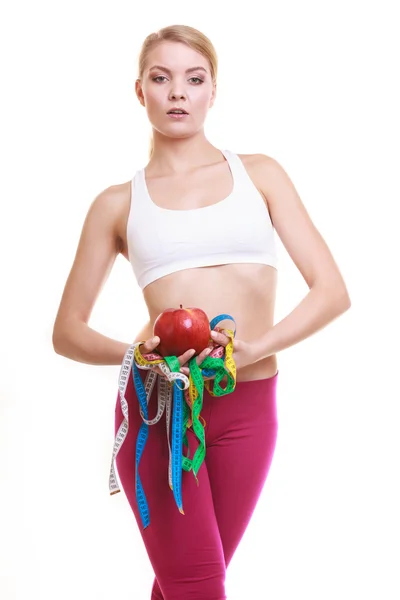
[194,86,214,109]
[142,86,163,112]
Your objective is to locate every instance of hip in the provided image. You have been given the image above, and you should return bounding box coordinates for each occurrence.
[115,360,279,441]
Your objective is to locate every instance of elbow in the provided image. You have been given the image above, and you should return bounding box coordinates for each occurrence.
[52,317,85,359]
[314,278,351,317]
[52,326,64,355]
[336,278,351,311]
[337,290,351,315]
[329,284,351,316]
[52,321,71,357]
[343,290,351,310]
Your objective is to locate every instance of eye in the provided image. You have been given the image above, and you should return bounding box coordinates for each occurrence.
[152,76,168,82]
[190,77,203,84]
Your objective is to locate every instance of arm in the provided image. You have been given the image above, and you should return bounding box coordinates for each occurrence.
[52,184,132,365]
[252,155,351,361]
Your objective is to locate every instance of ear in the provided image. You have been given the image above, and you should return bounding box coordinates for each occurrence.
[209,82,217,108]
[135,79,145,107]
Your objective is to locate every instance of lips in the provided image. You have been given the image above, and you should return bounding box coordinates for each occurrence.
[167,108,189,115]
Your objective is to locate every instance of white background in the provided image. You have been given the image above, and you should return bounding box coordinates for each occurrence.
[1,1,399,599]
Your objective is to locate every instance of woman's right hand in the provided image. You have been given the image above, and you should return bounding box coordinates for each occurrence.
[138,336,209,379]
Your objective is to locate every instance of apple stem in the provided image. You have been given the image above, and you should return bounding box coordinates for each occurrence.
[180,304,182,309]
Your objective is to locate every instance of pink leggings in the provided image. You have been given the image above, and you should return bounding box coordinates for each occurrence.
[114,368,279,600]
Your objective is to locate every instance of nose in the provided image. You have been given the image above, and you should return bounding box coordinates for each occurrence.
[169,89,187,101]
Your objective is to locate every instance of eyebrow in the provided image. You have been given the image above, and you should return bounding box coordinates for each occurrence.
[148,65,208,75]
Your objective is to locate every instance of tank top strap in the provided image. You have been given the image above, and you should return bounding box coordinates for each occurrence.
[132,167,144,196]
[129,167,150,212]
[221,149,251,191]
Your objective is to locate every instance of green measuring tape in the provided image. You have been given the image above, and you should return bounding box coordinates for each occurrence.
[109,314,237,529]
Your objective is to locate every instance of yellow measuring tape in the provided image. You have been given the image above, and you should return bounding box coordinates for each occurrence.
[109,314,237,529]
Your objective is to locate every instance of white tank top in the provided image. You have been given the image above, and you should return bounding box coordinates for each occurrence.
[126,149,278,290]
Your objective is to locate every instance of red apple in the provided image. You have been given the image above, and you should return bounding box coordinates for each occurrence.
[153,305,211,357]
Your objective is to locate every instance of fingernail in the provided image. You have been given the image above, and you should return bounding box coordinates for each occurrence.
[211,331,217,338]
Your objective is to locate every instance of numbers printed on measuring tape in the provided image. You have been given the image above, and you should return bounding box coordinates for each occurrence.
[109,315,237,529]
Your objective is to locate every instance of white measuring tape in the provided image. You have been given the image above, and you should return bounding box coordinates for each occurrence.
[109,314,237,529]
[109,342,191,527]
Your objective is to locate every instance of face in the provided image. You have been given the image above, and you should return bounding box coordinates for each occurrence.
[136,41,216,140]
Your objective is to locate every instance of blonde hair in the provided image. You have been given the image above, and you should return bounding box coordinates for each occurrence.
[137,25,218,157]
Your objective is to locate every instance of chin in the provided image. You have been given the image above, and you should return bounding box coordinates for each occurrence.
[154,124,200,140]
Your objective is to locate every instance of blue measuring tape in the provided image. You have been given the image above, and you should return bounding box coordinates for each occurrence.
[109,313,236,529]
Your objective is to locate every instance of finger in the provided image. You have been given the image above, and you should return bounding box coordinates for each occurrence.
[139,336,161,355]
[178,348,196,366]
[196,347,212,366]
[210,330,230,346]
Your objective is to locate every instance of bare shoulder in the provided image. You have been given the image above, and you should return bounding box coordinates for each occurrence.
[237,152,278,178]
[237,152,272,165]
[237,150,308,228]
[90,180,131,251]
[237,152,277,180]
[91,180,131,222]
[237,152,303,205]
[236,152,279,206]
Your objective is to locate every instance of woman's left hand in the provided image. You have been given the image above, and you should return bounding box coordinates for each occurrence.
[180,329,258,378]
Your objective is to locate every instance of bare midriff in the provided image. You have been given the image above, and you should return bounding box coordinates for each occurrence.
[139,263,278,381]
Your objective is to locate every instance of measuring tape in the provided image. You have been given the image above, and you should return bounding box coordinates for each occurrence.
[109,314,237,529]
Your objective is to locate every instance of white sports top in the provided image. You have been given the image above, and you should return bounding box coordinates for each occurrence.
[126,149,278,290]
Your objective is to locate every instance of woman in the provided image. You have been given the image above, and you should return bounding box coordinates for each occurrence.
[52,24,351,600]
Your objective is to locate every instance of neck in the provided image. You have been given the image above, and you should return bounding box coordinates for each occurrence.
[148,130,222,175]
